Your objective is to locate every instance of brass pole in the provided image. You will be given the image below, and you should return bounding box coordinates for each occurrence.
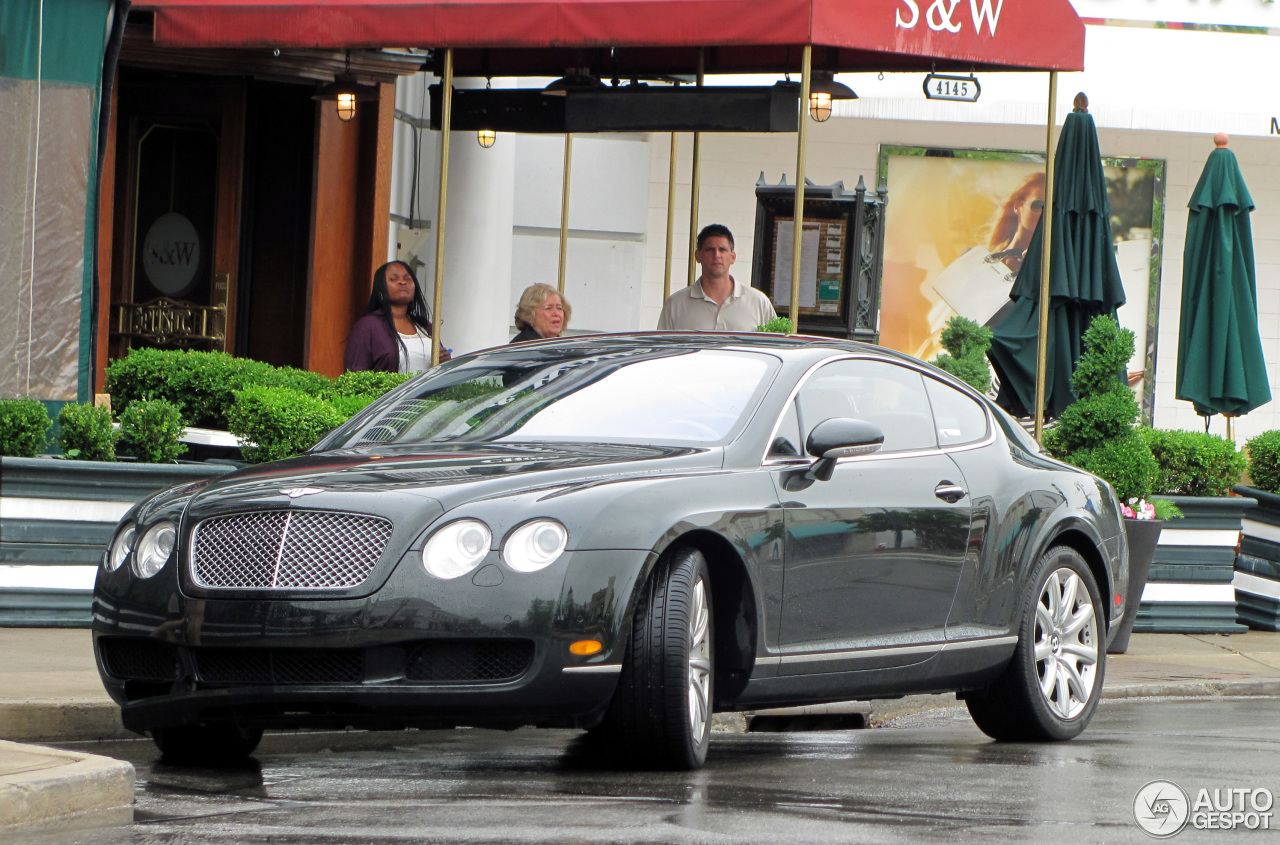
[663,131,679,300]
[1033,70,1058,442]
[788,46,812,334]
[431,49,453,368]
[558,133,573,294]
[686,50,704,287]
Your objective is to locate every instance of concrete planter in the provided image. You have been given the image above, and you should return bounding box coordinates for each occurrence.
[0,456,234,627]
[1107,518,1162,654]
[1134,495,1252,634]
[1232,485,1280,631]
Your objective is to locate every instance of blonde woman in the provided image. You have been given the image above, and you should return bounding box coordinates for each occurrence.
[511,284,571,342]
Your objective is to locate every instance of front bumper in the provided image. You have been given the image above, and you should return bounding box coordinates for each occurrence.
[92,547,652,734]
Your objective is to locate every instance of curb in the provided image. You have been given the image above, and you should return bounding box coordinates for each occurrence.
[0,741,134,828]
[0,701,133,744]
[865,680,1280,727]
[1103,679,1280,700]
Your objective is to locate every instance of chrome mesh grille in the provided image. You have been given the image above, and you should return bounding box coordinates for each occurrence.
[191,510,393,589]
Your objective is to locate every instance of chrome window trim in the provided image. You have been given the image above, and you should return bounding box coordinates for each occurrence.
[760,354,997,468]
[767,634,1018,666]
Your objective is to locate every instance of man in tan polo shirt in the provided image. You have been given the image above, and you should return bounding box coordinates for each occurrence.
[657,224,777,332]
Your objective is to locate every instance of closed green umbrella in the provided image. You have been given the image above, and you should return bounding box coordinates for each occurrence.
[1175,137,1270,429]
[988,105,1126,420]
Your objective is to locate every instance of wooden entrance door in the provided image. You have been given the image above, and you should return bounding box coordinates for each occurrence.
[108,74,243,359]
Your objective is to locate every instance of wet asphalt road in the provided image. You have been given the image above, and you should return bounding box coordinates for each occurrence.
[8,696,1280,845]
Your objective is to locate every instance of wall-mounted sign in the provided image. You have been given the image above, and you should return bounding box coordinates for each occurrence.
[923,73,981,103]
[142,212,201,297]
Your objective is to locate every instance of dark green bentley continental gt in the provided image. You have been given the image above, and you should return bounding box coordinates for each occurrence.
[93,333,1127,769]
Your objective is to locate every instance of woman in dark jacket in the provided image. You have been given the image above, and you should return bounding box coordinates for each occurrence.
[344,261,450,372]
[510,283,571,343]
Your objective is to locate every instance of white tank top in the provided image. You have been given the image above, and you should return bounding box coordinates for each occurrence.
[398,326,432,373]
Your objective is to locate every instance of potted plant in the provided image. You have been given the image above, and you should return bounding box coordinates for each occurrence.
[755,316,794,335]
[1139,426,1249,635]
[931,315,993,393]
[1041,315,1177,653]
[1232,431,1280,630]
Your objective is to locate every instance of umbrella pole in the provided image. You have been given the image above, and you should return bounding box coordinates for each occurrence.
[687,50,704,287]
[431,48,453,368]
[558,133,573,295]
[663,131,679,301]
[1033,70,1058,442]
[788,45,812,335]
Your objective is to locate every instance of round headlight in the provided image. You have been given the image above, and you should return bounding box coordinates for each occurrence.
[422,519,492,579]
[503,519,568,573]
[104,522,135,572]
[132,521,176,579]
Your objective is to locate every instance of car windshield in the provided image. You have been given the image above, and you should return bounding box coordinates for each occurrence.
[330,346,776,448]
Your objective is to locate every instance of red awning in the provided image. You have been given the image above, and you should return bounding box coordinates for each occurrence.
[135,0,1084,73]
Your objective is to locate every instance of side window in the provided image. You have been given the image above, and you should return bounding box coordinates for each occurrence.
[924,377,990,446]
[798,359,936,453]
[768,399,803,458]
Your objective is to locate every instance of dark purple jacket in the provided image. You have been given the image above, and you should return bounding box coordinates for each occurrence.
[343,313,400,373]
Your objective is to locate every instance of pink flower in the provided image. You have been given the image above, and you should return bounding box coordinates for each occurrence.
[1125,498,1157,520]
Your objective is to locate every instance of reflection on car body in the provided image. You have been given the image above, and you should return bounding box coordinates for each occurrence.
[93,333,1127,769]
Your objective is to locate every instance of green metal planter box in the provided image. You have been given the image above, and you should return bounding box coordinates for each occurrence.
[0,457,234,628]
[1232,485,1280,631]
[1135,495,1252,634]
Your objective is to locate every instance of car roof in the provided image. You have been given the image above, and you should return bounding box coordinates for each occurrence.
[490,331,919,365]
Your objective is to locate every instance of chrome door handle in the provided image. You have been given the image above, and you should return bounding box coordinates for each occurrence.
[935,481,966,503]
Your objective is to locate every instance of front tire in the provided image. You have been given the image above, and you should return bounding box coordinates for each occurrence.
[967,546,1104,741]
[595,546,713,769]
[152,723,264,765]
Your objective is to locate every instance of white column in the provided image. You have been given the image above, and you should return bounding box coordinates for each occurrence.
[436,78,516,357]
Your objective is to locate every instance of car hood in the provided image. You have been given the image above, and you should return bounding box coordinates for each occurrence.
[186,442,721,519]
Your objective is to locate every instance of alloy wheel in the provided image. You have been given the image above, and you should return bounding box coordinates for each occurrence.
[1034,567,1099,720]
[687,577,712,739]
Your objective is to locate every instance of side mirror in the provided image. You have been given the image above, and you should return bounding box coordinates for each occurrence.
[805,418,884,481]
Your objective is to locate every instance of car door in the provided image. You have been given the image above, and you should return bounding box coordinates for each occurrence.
[769,358,972,674]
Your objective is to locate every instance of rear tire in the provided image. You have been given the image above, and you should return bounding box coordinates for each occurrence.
[594,546,713,769]
[967,546,1105,741]
[152,723,264,765]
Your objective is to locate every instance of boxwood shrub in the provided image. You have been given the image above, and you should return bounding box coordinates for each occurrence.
[930,315,993,393]
[332,370,414,399]
[1065,434,1159,503]
[57,403,119,461]
[0,398,53,457]
[328,393,380,418]
[227,385,346,464]
[1142,428,1245,497]
[102,347,173,415]
[105,348,414,461]
[106,348,275,430]
[1041,316,1158,503]
[119,399,188,464]
[264,366,334,398]
[1245,430,1280,494]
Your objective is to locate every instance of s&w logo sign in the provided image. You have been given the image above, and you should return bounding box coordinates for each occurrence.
[895,0,1005,36]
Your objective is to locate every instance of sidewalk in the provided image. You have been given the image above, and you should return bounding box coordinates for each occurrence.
[2,628,1279,828]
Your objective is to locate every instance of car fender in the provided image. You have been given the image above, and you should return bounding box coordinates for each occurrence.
[949,470,1124,638]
